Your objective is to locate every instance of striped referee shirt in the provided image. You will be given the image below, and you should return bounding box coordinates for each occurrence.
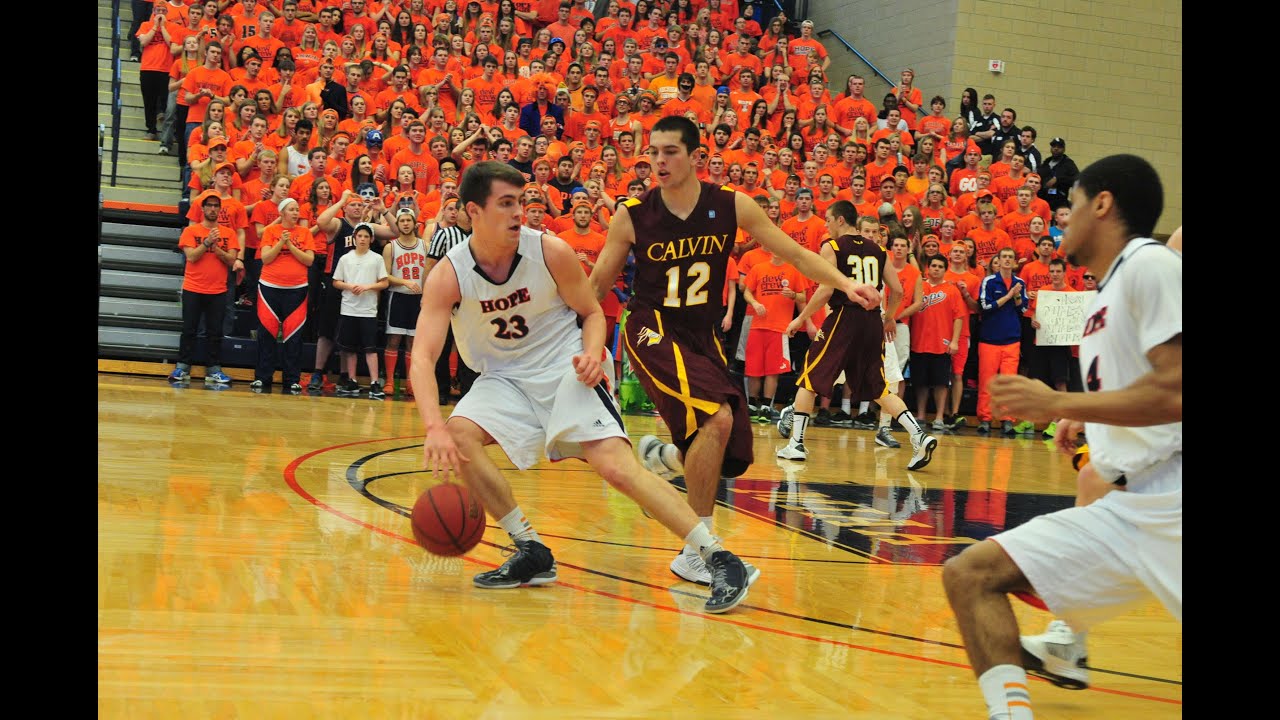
[427,224,471,260]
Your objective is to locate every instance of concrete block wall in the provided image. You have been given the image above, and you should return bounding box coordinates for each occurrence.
[811,0,958,112]
[806,0,1182,234]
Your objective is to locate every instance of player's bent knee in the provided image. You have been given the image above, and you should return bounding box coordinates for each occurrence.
[445,416,490,448]
[945,540,1030,595]
[704,404,735,432]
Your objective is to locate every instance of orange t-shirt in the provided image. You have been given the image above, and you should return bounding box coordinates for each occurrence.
[1020,259,1055,317]
[257,224,317,287]
[178,223,240,294]
[967,226,1014,270]
[466,75,506,112]
[893,262,921,322]
[911,279,965,354]
[186,194,249,237]
[1005,195,1051,225]
[1000,209,1039,245]
[919,205,957,236]
[744,261,805,333]
[559,228,621,317]
[779,213,825,253]
[389,146,440,193]
[990,173,1029,204]
[736,247,770,316]
[944,268,981,337]
[917,114,952,140]
[182,65,233,123]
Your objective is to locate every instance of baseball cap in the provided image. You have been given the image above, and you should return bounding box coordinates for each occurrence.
[213,161,236,175]
[633,156,652,166]
[966,142,982,154]
[879,175,897,186]
[801,19,814,27]
[1050,137,1066,147]
[549,37,566,46]
[716,85,730,95]
[395,207,418,221]
[796,187,814,197]
[923,234,940,245]
[194,189,222,206]
[976,189,994,199]
[364,129,384,145]
[207,138,228,150]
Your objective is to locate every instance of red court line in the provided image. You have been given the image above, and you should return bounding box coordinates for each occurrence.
[283,437,1181,707]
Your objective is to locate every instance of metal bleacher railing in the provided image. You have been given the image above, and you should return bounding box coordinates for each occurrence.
[109,0,123,187]
[817,28,895,87]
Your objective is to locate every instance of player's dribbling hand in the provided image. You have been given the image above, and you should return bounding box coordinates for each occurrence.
[572,351,604,388]
[1053,418,1086,457]
[424,429,471,480]
[989,374,1058,422]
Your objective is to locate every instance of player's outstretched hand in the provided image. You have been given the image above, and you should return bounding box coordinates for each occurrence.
[572,351,604,388]
[423,427,471,480]
[989,374,1058,422]
[847,282,882,309]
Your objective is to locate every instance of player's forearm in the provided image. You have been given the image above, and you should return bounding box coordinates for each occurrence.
[771,242,846,290]
[410,338,448,428]
[580,308,606,359]
[1053,367,1182,427]
[795,286,832,323]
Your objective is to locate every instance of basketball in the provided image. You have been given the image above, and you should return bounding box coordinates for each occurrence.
[411,483,487,556]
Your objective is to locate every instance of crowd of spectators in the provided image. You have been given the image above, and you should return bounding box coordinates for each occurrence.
[135,0,1091,427]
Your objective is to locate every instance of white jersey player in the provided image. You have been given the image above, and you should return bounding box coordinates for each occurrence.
[943,154,1181,719]
[410,162,753,613]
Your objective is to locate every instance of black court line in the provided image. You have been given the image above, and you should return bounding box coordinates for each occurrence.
[338,444,1181,688]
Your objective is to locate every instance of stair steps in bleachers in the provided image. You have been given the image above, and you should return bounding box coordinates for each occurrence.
[99,0,182,211]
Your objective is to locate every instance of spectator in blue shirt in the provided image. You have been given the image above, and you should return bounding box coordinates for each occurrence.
[976,247,1028,435]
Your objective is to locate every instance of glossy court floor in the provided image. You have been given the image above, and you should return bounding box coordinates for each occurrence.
[98,373,1182,718]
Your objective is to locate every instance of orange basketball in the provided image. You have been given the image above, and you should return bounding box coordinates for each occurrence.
[411,483,487,556]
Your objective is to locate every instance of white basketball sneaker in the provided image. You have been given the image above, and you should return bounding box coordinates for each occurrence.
[639,434,676,479]
[1020,619,1090,689]
[670,549,760,587]
[776,442,807,461]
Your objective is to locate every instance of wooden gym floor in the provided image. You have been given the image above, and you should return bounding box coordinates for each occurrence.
[97,372,1181,719]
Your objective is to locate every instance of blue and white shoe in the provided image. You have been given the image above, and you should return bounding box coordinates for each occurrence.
[204,371,232,386]
[167,367,190,383]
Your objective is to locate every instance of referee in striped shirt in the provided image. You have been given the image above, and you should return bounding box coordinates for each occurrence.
[422,197,475,404]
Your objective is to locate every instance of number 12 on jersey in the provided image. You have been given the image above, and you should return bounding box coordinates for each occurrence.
[663,261,711,307]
